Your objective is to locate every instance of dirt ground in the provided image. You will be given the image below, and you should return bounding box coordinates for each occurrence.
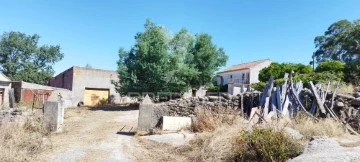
[35,106,173,162]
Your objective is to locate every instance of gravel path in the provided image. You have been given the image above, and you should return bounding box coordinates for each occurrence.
[37,106,144,162]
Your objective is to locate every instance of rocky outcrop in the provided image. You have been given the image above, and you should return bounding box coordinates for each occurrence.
[289,136,360,162]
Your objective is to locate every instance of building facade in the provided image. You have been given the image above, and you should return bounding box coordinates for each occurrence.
[48,66,120,106]
[0,72,11,109]
[217,59,272,95]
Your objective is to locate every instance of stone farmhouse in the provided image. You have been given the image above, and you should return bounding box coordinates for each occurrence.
[48,66,120,106]
[217,59,272,94]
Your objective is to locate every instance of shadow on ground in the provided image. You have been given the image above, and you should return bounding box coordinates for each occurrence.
[116,131,136,136]
[88,104,139,111]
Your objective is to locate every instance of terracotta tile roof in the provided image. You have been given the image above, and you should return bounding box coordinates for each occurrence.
[217,59,271,74]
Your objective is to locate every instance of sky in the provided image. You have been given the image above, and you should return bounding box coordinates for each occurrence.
[1,0,359,75]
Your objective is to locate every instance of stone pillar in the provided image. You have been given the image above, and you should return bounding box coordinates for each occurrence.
[44,101,64,132]
[137,95,168,131]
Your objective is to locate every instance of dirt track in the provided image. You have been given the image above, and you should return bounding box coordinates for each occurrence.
[36,106,155,162]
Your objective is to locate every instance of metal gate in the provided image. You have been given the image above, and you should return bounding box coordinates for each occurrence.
[32,93,50,111]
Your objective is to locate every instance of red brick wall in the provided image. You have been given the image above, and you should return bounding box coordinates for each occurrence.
[21,89,52,104]
[48,67,74,90]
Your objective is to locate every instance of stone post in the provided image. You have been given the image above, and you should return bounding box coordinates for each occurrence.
[44,101,64,132]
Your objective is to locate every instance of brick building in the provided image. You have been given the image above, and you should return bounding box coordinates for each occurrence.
[48,66,120,106]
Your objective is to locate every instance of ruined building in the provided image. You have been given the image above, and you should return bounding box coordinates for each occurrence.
[48,66,120,106]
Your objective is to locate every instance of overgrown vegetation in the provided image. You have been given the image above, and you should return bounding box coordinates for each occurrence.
[183,122,304,162]
[0,112,50,161]
[206,84,228,92]
[191,107,239,132]
[97,98,109,106]
[234,127,303,162]
[114,19,228,96]
[252,60,345,91]
[290,114,345,139]
[178,108,350,162]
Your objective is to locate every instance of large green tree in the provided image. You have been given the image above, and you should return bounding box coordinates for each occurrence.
[0,32,64,84]
[313,19,360,83]
[259,62,313,82]
[314,19,360,63]
[115,20,228,95]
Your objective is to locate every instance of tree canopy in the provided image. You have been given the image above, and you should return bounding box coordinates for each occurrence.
[0,31,64,84]
[315,60,344,78]
[258,62,313,82]
[314,19,360,63]
[313,19,360,83]
[115,19,228,95]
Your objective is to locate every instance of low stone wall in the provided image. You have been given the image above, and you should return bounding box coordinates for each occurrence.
[137,93,261,130]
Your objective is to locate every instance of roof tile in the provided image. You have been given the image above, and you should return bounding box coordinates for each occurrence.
[218,59,271,74]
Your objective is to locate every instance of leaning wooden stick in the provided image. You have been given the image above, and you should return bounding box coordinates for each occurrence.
[309,81,326,115]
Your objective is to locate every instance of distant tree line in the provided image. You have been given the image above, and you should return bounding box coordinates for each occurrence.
[253,18,360,90]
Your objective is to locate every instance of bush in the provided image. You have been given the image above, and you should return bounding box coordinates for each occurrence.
[97,98,108,106]
[234,127,303,162]
[315,60,344,78]
[207,84,228,92]
[251,82,266,91]
[259,62,312,82]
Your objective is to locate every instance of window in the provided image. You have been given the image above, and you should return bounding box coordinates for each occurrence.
[230,75,232,79]
[242,73,245,80]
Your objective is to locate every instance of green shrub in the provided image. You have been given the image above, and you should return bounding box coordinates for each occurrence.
[315,60,344,78]
[234,127,303,162]
[97,98,108,106]
[251,82,266,91]
[259,62,312,82]
[207,84,228,92]
[207,84,219,92]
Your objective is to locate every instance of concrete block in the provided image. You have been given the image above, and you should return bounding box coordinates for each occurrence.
[44,101,64,132]
[138,95,169,130]
[162,116,192,131]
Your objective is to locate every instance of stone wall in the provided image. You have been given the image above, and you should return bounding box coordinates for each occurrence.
[137,93,261,130]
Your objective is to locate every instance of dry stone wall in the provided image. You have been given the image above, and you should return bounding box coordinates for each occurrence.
[137,93,261,130]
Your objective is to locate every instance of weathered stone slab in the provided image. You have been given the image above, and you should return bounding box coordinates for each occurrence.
[336,94,355,100]
[44,101,64,132]
[162,116,192,131]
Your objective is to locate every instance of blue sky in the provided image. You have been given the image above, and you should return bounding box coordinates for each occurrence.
[1,0,359,75]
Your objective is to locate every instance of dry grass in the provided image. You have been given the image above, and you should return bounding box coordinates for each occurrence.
[179,120,303,162]
[337,83,355,94]
[192,107,240,132]
[179,121,244,161]
[290,115,345,139]
[0,111,50,161]
[234,127,303,162]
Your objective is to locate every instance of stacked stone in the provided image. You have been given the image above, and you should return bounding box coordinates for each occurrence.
[332,92,360,130]
[0,108,23,122]
[159,94,243,117]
